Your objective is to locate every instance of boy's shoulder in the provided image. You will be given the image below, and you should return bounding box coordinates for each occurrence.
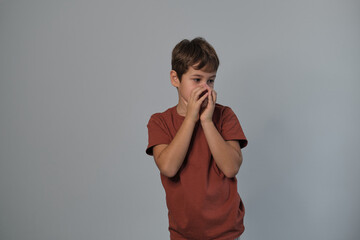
[213,103,237,122]
[149,106,176,119]
[214,103,232,113]
[147,106,177,128]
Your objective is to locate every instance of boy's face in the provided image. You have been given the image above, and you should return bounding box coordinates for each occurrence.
[171,66,217,108]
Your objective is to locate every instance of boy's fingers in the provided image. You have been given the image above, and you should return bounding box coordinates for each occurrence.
[191,86,207,100]
[209,90,214,104]
[190,87,201,99]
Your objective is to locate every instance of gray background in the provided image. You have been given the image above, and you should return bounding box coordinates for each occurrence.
[0,0,359,239]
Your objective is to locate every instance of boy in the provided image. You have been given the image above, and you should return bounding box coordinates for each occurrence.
[146,37,248,240]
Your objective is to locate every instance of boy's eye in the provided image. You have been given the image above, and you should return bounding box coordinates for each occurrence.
[193,78,201,82]
[207,79,215,84]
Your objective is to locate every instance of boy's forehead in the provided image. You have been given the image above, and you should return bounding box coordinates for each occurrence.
[188,66,217,76]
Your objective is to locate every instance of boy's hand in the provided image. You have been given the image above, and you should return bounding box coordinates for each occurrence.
[200,88,217,123]
[185,86,209,123]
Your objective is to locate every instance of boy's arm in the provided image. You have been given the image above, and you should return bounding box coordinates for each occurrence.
[153,86,209,178]
[153,118,195,177]
[200,90,243,178]
[201,121,243,178]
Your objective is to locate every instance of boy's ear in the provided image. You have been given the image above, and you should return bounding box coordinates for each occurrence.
[170,70,180,88]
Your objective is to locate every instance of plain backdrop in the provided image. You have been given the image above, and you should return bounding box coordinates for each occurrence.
[0,0,359,239]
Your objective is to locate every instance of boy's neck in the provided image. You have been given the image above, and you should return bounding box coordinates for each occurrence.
[176,101,187,117]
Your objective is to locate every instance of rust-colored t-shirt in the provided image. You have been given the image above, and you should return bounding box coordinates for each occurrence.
[146,104,248,240]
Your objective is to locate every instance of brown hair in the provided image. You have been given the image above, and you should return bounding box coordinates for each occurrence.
[171,37,220,81]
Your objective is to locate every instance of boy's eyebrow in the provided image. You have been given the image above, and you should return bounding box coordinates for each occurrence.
[191,74,217,78]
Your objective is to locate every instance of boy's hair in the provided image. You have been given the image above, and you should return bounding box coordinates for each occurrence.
[171,37,220,81]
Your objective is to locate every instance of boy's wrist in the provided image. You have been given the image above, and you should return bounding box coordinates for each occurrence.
[200,119,214,127]
[184,116,198,125]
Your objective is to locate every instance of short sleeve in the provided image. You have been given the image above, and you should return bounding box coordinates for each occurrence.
[146,114,172,156]
[221,107,248,149]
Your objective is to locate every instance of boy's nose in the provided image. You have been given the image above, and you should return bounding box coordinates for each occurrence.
[202,83,211,89]
[205,83,214,90]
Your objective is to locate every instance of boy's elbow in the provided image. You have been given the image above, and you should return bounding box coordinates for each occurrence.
[154,151,178,178]
[158,163,178,178]
[223,156,242,178]
[223,167,239,178]
[160,168,177,178]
